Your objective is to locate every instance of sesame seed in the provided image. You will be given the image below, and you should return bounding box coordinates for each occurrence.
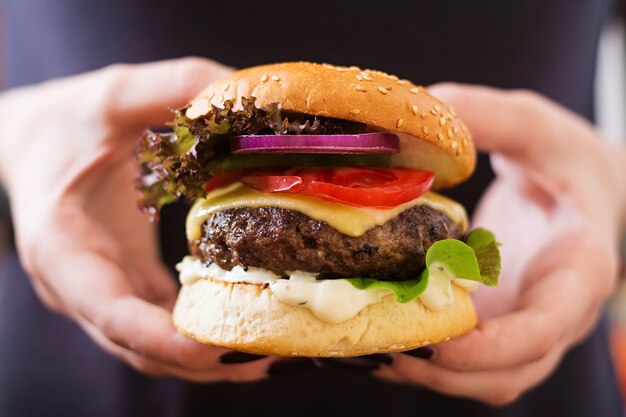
[439,117,446,126]
[447,128,454,138]
[389,74,399,81]
[463,137,468,146]
[423,126,430,135]
[450,107,458,117]
[453,126,460,134]
[361,73,373,81]
[355,85,367,92]
[356,75,363,81]
[350,109,361,115]
[222,83,230,91]
[377,86,388,94]
[396,118,405,128]
[430,108,439,115]
[420,112,428,119]
[446,112,453,120]
[397,79,410,85]
[261,75,268,82]
[451,141,459,149]
[434,104,441,112]
[422,341,431,347]
[410,87,419,94]
[438,133,445,141]
[411,105,419,115]
[349,65,360,71]
[271,75,280,81]
[444,336,451,342]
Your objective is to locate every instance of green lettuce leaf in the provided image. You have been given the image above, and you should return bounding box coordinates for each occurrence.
[135,97,367,218]
[345,227,501,303]
[344,278,429,303]
[464,228,501,286]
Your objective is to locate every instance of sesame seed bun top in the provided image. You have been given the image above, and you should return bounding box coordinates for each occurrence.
[185,62,476,189]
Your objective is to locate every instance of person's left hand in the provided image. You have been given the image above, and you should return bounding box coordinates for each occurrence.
[374,84,626,406]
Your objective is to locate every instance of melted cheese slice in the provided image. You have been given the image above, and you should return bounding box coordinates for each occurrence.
[187,182,468,241]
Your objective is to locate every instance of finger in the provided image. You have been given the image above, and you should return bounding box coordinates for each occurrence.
[427,83,592,159]
[42,241,234,372]
[128,261,179,310]
[75,159,179,308]
[80,317,271,383]
[372,364,406,384]
[384,344,564,406]
[96,57,232,128]
[433,227,613,373]
[426,83,599,199]
[432,266,585,372]
[34,203,235,373]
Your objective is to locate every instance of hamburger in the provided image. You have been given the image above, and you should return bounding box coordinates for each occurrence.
[137,62,501,357]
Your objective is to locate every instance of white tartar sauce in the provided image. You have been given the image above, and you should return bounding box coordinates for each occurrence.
[176,256,478,322]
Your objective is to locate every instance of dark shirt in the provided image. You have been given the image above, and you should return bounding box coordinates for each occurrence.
[0,1,622,416]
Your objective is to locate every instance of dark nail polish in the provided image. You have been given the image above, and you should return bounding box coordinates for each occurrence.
[220,351,266,364]
[403,347,434,359]
[319,357,380,371]
[269,358,317,375]
[362,353,394,365]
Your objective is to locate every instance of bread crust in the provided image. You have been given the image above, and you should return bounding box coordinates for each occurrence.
[173,277,477,357]
[185,62,475,188]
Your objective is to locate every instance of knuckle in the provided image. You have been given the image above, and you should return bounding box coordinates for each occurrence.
[15,235,43,278]
[176,56,209,70]
[100,63,131,80]
[35,288,63,313]
[171,57,214,90]
[96,313,120,345]
[530,335,557,362]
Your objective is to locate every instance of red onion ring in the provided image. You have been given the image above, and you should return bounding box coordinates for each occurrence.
[230,133,400,154]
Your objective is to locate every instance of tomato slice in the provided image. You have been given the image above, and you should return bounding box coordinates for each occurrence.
[205,170,249,192]
[240,174,304,192]
[241,167,434,207]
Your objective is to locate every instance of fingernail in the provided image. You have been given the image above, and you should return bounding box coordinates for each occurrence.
[403,347,434,360]
[269,358,317,375]
[318,357,380,371]
[362,353,394,365]
[220,351,266,364]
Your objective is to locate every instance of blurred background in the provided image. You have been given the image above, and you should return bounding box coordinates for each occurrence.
[595,7,626,401]
[0,0,625,412]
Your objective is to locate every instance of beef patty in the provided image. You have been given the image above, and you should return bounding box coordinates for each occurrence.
[189,205,462,281]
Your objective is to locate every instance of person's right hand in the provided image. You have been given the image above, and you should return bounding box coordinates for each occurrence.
[0,58,280,381]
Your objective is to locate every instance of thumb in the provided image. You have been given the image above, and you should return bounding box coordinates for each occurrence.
[98,57,233,128]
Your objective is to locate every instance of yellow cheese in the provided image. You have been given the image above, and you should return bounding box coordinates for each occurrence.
[186,183,468,241]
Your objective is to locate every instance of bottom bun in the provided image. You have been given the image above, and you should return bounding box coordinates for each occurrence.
[173,277,477,357]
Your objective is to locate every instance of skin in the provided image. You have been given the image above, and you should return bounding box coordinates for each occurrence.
[0,58,273,382]
[1,60,625,402]
[375,84,626,405]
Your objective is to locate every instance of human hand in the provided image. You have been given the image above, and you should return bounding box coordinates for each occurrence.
[0,58,286,381]
[375,84,626,405]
